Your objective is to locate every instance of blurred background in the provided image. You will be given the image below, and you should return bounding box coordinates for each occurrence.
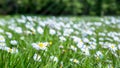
[0,0,120,16]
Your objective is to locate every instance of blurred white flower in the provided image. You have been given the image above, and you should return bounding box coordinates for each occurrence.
[5,32,12,39]
[49,29,56,35]
[0,35,5,43]
[81,46,90,56]
[15,27,23,34]
[33,53,41,62]
[50,56,58,62]
[108,44,117,51]
[24,30,32,35]
[83,38,89,43]
[70,45,77,52]
[37,26,44,34]
[59,36,66,42]
[32,42,49,50]
[95,51,103,59]
[0,42,6,46]
[10,40,18,45]
[70,58,79,64]
[7,48,18,53]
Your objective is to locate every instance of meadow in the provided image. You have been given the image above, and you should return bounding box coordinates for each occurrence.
[0,16,120,68]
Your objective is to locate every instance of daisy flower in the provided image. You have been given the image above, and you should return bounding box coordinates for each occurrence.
[50,56,58,62]
[59,36,66,42]
[10,40,18,45]
[108,44,117,51]
[5,32,12,39]
[0,35,5,43]
[32,42,49,50]
[7,48,18,53]
[69,45,77,52]
[37,26,44,34]
[49,29,56,35]
[33,53,41,62]
[95,51,103,59]
[70,58,79,64]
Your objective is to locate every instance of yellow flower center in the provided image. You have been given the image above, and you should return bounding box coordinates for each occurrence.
[8,49,12,53]
[111,45,115,48]
[0,38,4,40]
[73,59,78,63]
[38,43,44,48]
[80,40,82,43]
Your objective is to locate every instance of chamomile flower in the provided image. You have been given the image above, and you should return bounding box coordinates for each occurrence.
[0,42,6,46]
[7,48,18,53]
[14,27,23,34]
[70,45,77,52]
[108,44,117,51]
[5,32,12,39]
[0,35,5,43]
[37,26,44,34]
[59,36,66,42]
[32,42,49,50]
[33,53,41,62]
[49,29,56,35]
[10,40,18,45]
[70,58,79,64]
[95,51,103,59]
[50,56,58,62]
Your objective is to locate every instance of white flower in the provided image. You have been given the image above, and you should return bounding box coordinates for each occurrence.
[63,28,73,36]
[49,29,56,35]
[72,36,82,43]
[81,46,90,56]
[95,51,103,59]
[0,35,5,43]
[70,45,77,52]
[76,41,84,49]
[50,56,58,62]
[0,43,6,47]
[59,36,66,42]
[24,30,32,35]
[5,32,12,39]
[108,44,117,51]
[15,27,23,34]
[25,23,34,29]
[37,26,44,34]
[70,58,79,64]
[31,42,48,50]
[83,38,89,43]
[33,53,41,62]
[30,27,36,34]
[10,40,18,45]
[88,44,96,50]
[7,48,18,53]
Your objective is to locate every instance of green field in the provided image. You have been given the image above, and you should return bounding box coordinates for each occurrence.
[0,15,120,68]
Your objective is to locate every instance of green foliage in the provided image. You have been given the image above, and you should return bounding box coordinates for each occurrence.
[0,0,119,15]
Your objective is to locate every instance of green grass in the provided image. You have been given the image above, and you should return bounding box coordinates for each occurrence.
[0,15,120,68]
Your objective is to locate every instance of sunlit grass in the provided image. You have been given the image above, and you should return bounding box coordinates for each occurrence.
[0,16,120,68]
